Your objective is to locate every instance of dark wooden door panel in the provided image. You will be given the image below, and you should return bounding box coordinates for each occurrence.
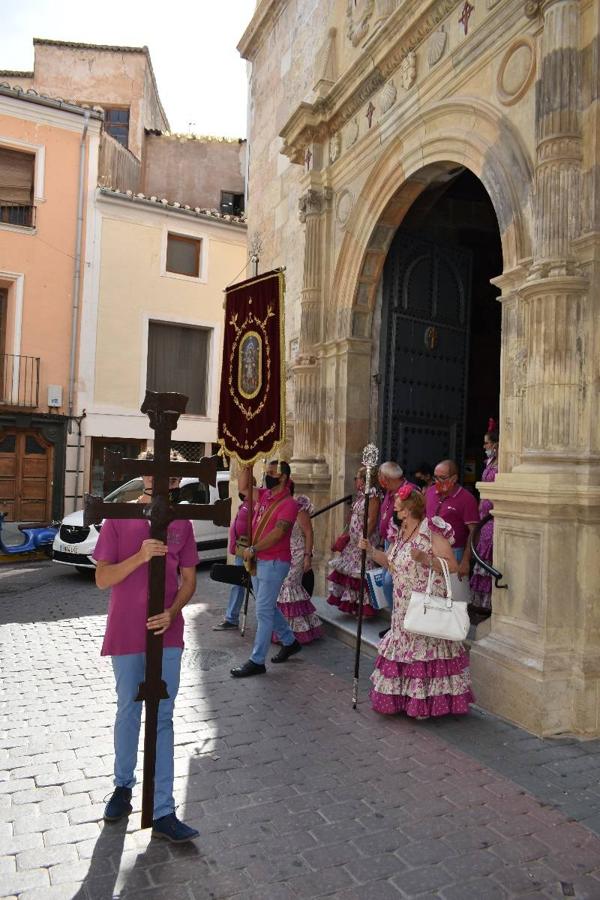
[380,230,472,476]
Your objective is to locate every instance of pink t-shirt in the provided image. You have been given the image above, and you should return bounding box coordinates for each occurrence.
[228,500,249,554]
[425,484,479,550]
[252,487,298,562]
[93,518,199,656]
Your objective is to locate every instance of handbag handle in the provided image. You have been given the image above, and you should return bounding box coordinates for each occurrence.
[425,556,453,606]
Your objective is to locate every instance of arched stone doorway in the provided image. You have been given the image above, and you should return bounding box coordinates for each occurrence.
[374,167,503,484]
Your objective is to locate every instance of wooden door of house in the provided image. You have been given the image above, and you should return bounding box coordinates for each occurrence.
[379,230,473,477]
[0,429,53,521]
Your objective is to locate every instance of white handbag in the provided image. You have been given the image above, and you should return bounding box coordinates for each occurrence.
[403,557,470,642]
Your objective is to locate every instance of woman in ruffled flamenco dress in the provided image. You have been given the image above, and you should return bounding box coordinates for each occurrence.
[469,419,499,614]
[327,466,381,618]
[359,485,474,718]
[274,493,323,645]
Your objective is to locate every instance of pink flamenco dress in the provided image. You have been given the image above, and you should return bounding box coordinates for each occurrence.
[370,518,475,718]
[274,496,323,645]
[469,457,498,610]
[327,489,379,618]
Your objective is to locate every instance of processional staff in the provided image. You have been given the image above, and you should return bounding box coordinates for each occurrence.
[84,390,231,828]
[352,442,379,709]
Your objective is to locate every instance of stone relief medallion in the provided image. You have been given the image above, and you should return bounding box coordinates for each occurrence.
[379,79,397,113]
[497,37,536,105]
[427,27,447,67]
[346,0,375,47]
[399,51,417,90]
[336,189,354,228]
[345,117,360,149]
[329,132,342,164]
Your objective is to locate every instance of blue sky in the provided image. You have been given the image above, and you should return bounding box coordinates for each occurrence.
[0,0,256,138]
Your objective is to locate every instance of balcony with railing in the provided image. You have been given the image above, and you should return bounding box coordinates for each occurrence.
[0,201,36,229]
[0,355,40,408]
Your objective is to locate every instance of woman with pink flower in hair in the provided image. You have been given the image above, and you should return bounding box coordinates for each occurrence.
[359,484,474,719]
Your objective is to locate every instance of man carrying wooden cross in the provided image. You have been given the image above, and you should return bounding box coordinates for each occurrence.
[94,449,200,843]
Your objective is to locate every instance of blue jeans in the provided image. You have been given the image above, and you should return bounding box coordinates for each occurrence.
[111,647,182,820]
[250,559,295,665]
[225,555,245,625]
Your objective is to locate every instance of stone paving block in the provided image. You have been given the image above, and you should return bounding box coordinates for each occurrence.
[344,852,408,884]
[285,864,357,897]
[335,880,403,899]
[16,843,79,871]
[44,822,100,846]
[439,876,510,899]
[395,838,457,868]
[391,863,452,896]
[0,867,50,895]
[0,855,16,873]
[13,813,69,836]
[48,859,92,884]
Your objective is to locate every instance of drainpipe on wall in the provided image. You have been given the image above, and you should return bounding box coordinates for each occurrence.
[67,111,90,510]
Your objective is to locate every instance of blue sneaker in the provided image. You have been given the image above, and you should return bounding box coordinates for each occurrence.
[152,812,199,843]
[103,786,132,822]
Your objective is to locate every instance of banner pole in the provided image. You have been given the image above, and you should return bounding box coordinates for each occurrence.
[240,463,253,637]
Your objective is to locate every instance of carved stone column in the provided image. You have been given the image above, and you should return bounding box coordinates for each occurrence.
[292,189,328,467]
[291,188,332,589]
[471,0,600,737]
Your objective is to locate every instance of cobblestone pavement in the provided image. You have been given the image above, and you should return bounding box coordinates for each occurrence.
[2,562,600,900]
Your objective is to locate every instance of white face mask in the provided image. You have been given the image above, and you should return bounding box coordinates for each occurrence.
[485,448,495,459]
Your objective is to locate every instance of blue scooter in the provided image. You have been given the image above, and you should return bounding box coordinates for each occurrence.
[0,511,59,557]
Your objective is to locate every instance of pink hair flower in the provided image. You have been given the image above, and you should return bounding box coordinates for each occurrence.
[396,483,413,501]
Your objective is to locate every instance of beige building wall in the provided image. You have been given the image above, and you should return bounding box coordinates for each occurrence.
[142,135,246,210]
[240,0,600,737]
[77,190,247,492]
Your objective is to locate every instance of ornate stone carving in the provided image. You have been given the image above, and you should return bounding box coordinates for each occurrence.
[427,27,447,67]
[399,51,417,90]
[379,79,397,113]
[314,27,338,96]
[346,0,375,47]
[375,0,397,18]
[497,37,536,105]
[335,189,354,227]
[329,132,342,164]
[345,117,359,149]
[458,0,474,35]
[524,0,541,17]
[298,189,323,223]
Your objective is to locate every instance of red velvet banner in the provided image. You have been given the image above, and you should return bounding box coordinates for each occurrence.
[217,270,286,465]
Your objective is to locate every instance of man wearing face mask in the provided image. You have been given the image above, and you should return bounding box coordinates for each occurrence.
[425,459,479,581]
[230,461,300,677]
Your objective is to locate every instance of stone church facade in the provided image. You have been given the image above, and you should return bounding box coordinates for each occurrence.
[239,0,600,737]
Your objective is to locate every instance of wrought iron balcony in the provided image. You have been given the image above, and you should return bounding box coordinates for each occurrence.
[0,201,35,228]
[0,355,40,408]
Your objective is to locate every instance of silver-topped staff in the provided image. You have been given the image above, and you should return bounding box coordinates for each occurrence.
[352,442,379,709]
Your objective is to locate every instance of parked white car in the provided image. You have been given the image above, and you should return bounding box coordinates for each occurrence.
[52,471,230,573]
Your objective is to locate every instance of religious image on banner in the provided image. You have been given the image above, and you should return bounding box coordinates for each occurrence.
[218,269,286,465]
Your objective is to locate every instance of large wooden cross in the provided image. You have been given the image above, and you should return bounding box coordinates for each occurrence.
[84,390,231,828]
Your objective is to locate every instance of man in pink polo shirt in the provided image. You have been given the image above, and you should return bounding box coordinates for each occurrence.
[93,456,200,843]
[231,461,299,678]
[425,458,479,580]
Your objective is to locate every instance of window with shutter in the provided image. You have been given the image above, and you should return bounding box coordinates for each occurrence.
[0,147,35,227]
[146,322,210,416]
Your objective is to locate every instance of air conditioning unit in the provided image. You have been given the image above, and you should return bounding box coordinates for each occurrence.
[48,385,63,408]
